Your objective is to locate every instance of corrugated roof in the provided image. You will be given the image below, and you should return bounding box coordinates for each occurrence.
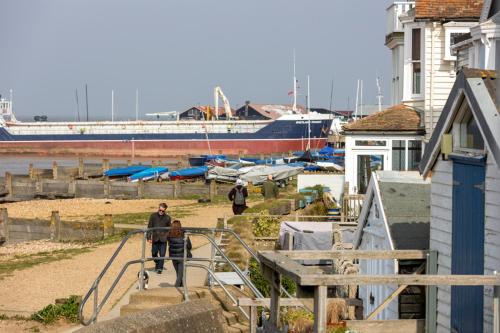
[245,104,307,120]
[415,0,483,20]
[342,104,424,133]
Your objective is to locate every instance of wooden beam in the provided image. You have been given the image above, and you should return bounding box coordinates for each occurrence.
[277,250,429,260]
[298,274,500,286]
[238,297,362,307]
[314,285,327,333]
[258,251,317,284]
[366,264,425,320]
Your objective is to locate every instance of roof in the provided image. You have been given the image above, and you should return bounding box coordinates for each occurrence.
[237,104,307,120]
[342,104,424,133]
[415,0,484,20]
[419,68,499,177]
[353,171,431,250]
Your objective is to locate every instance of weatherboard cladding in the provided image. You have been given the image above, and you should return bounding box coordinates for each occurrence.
[378,181,431,250]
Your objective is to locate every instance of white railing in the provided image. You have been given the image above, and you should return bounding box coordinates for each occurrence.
[386,1,415,36]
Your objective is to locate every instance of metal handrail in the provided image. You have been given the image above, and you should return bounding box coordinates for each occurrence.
[79,227,262,325]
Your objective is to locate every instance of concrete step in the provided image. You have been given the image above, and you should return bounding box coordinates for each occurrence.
[120,303,165,317]
[128,287,209,306]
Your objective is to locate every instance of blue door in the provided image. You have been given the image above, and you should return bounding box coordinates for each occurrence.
[450,156,485,333]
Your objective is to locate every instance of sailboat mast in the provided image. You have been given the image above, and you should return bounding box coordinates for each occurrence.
[293,49,297,112]
[307,75,311,150]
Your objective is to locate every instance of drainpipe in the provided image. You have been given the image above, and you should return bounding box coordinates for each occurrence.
[496,40,500,108]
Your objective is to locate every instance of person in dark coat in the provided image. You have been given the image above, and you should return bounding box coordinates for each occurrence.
[147,202,171,274]
[167,220,192,287]
[261,174,279,200]
[228,179,248,215]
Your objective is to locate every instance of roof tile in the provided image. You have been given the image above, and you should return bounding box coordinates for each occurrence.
[342,104,424,132]
[415,0,483,20]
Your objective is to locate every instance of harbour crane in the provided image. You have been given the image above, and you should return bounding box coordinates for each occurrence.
[214,86,233,120]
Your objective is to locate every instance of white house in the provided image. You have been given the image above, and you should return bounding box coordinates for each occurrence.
[342,104,424,194]
[419,67,500,332]
[353,171,430,320]
[386,0,483,139]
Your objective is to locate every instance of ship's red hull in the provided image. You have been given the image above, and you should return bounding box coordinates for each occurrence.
[0,138,327,157]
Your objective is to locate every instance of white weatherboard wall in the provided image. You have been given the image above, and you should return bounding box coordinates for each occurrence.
[430,153,500,333]
[297,174,344,202]
[357,190,398,320]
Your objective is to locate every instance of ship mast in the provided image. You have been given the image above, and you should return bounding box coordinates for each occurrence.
[307,75,311,150]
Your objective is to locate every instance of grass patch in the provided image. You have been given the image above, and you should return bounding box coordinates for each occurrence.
[31,295,80,324]
[109,207,193,226]
[0,248,91,280]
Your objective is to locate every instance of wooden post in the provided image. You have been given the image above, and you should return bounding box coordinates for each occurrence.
[426,250,438,333]
[50,211,61,241]
[0,208,9,244]
[173,180,180,199]
[5,172,12,197]
[78,157,84,178]
[103,214,114,238]
[52,161,58,180]
[138,180,144,199]
[28,163,34,179]
[35,175,43,193]
[127,159,132,166]
[102,159,110,173]
[262,265,281,332]
[313,285,327,333]
[68,177,76,196]
[104,178,110,198]
[209,180,216,201]
[283,232,293,251]
[249,305,257,333]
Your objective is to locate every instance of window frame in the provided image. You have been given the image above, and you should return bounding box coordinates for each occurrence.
[444,26,471,61]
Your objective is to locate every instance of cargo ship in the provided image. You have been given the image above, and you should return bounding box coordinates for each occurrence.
[0,98,333,157]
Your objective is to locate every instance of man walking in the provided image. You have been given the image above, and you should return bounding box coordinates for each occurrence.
[228,179,248,215]
[262,174,279,200]
[147,202,171,274]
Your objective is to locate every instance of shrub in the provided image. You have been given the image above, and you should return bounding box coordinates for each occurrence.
[248,258,296,297]
[31,295,80,324]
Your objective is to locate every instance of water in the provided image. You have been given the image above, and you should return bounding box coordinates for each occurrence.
[0,155,174,176]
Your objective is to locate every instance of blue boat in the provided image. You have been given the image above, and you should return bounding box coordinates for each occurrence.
[104,165,151,177]
[128,167,168,181]
[169,166,208,180]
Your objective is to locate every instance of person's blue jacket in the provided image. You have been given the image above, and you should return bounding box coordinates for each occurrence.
[168,233,192,258]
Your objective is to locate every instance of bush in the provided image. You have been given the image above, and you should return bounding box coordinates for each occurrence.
[248,258,296,297]
[31,295,80,324]
[252,212,281,238]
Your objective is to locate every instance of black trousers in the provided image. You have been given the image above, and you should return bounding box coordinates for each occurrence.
[152,241,167,271]
[232,204,247,215]
[172,260,184,287]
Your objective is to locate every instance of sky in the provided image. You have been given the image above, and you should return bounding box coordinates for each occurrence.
[0,0,392,121]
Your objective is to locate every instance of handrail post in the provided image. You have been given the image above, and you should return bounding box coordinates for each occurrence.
[93,285,98,324]
[494,271,499,333]
[208,229,216,287]
[182,232,189,301]
[139,231,147,290]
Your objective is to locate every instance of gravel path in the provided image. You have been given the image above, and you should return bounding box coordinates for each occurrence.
[0,200,234,332]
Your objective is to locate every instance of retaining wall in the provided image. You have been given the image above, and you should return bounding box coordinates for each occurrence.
[75,299,225,333]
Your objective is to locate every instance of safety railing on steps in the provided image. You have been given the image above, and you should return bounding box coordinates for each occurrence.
[79,227,265,326]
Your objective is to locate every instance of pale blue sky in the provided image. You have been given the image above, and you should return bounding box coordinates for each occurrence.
[0,1,392,120]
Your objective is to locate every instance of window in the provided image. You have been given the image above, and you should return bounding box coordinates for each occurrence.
[355,140,387,147]
[460,114,484,150]
[357,155,384,194]
[411,28,421,95]
[408,140,422,170]
[444,26,471,60]
[392,140,406,171]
